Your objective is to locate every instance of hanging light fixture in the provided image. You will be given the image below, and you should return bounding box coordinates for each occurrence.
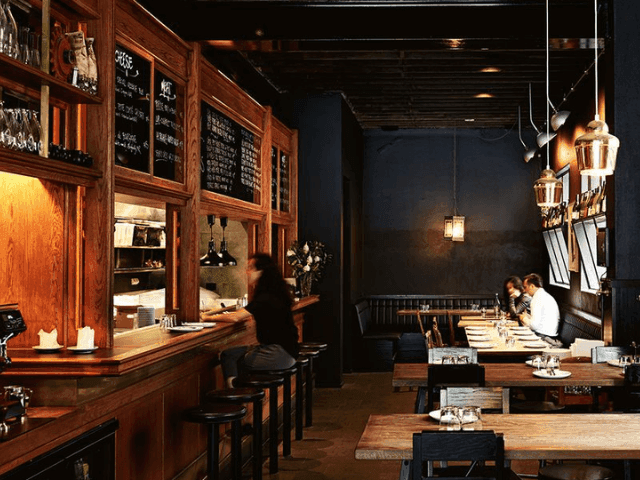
[575,0,619,176]
[533,0,562,209]
[218,217,237,266]
[443,127,465,242]
[518,106,537,163]
[528,82,557,148]
[200,215,224,267]
[549,99,571,131]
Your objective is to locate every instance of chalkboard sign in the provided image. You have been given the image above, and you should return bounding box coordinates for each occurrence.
[271,146,278,209]
[279,150,290,212]
[115,44,151,172]
[153,70,184,182]
[201,101,261,203]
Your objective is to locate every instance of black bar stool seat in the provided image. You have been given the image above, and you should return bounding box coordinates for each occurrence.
[538,464,615,480]
[246,365,297,458]
[233,374,284,474]
[184,403,247,480]
[299,341,328,352]
[298,348,321,427]
[206,388,266,480]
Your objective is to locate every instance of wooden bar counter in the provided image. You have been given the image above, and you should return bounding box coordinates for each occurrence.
[0,296,319,478]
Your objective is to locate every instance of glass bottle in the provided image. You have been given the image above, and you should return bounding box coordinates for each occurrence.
[3,0,18,59]
[0,1,8,55]
[28,109,42,154]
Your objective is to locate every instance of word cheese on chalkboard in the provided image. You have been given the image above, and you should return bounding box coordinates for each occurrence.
[154,71,184,181]
[201,102,261,203]
[115,44,150,172]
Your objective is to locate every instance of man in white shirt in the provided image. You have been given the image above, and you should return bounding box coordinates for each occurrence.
[519,273,562,345]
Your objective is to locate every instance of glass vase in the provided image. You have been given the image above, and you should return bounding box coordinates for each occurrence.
[299,274,313,297]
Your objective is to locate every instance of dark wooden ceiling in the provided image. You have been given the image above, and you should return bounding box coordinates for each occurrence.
[137,0,608,130]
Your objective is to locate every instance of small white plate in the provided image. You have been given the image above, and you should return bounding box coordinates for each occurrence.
[68,346,99,354]
[533,369,571,379]
[467,336,492,341]
[182,322,216,328]
[511,330,534,336]
[523,342,549,348]
[607,359,626,368]
[509,326,530,331]
[465,326,488,331]
[518,335,541,341]
[33,345,63,353]
[168,325,204,333]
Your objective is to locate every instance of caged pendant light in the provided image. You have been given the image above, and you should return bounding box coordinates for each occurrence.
[443,127,465,242]
[575,0,619,176]
[533,0,562,209]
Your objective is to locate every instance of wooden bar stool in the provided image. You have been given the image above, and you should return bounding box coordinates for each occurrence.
[246,365,297,458]
[294,356,309,440]
[183,403,247,480]
[233,374,284,474]
[206,387,266,480]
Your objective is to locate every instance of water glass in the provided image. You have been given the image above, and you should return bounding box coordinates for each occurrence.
[441,355,456,364]
[481,307,486,319]
[459,406,482,429]
[531,355,545,370]
[420,304,429,312]
[506,336,516,347]
[494,306,500,317]
[546,354,560,372]
[620,355,632,368]
[439,406,461,430]
[457,355,469,364]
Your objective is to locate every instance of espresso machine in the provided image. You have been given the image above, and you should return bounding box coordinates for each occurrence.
[0,304,28,432]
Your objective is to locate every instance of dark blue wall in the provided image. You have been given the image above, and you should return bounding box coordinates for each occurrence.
[362,128,546,295]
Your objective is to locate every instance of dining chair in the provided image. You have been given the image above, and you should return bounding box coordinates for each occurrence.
[411,430,521,480]
[439,387,504,413]
[426,364,485,412]
[428,347,478,364]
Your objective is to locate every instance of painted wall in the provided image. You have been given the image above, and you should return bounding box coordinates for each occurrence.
[362,128,547,296]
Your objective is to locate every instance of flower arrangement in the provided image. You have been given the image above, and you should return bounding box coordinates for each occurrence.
[286,240,332,296]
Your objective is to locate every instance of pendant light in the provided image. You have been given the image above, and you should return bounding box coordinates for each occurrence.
[218,217,237,266]
[533,0,562,209]
[444,127,465,242]
[549,99,571,131]
[575,0,619,176]
[200,215,224,267]
[518,106,537,163]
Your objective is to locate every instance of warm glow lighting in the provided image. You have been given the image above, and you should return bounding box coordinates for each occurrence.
[451,216,465,242]
[443,128,465,242]
[474,93,494,98]
[445,39,464,49]
[444,216,453,240]
[480,67,501,73]
[534,169,563,208]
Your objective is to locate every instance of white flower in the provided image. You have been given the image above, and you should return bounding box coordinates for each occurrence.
[303,265,311,272]
[286,249,296,257]
[307,255,313,264]
[314,256,321,263]
[302,243,309,254]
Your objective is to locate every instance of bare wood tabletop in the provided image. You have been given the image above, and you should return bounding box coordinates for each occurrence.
[355,413,640,461]
[392,362,625,389]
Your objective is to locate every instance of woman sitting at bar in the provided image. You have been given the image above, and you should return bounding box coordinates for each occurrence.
[503,275,531,320]
[202,253,299,387]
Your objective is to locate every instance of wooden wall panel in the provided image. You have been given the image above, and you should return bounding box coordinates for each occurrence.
[115,393,164,480]
[0,174,67,347]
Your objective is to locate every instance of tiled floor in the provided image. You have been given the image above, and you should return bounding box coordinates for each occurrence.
[263,372,539,480]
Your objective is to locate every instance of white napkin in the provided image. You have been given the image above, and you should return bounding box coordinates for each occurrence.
[38,329,61,348]
[77,326,95,349]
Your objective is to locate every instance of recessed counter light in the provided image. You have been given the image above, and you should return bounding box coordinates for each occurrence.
[480,67,501,73]
[474,93,494,98]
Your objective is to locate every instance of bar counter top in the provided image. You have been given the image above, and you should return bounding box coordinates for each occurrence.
[3,295,319,378]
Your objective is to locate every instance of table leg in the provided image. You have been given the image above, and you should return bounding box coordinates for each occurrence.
[502,387,510,413]
[414,387,426,414]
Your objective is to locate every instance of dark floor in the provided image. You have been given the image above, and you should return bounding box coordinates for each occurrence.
[262,372,539,480]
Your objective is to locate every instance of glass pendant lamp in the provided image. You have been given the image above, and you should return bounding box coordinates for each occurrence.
[575,0,619,176]
[218,217,237,266]
[534,0,562,209]
[443,127,465,242]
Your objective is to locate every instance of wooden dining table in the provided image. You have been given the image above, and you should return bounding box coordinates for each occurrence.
[397,309,492,346]
[461,324,571,357]
[355,413,639,480]
[393,362,625,412]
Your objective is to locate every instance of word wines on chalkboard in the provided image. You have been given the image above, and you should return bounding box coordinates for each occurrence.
[271,146,290,212]
[271,147,278,210]
[201,102,261,203]
[154,71,184,182]
[115,44,151,172]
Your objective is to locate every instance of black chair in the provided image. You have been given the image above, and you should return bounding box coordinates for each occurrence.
[206,388,266,480]
[354,300,401,371]
[183,403,247,480]
[411,430,520,480]
[233,374,284,474]
[425,364,485,413]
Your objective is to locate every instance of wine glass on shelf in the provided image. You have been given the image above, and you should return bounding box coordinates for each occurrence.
[2,0,19,59]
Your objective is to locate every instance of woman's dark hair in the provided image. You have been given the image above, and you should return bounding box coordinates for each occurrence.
[502,275,524,305]
[251,253,292,307]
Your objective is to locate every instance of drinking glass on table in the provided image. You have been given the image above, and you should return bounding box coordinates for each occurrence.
[457,355,469,364]
[620,355,632,368]
[546,354,561,373]
[439,406,461,430]
[441,355,456,365]
[506,336,516,348]
[531,355,545,370]
[460,406,482,430]
[481,307,486,319]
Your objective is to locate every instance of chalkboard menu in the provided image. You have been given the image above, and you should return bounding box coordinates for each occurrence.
[279,150,290,212]
[201,101,261,203]
[115,44,151,172]
[153,71,184,182]
[271,146,278,210]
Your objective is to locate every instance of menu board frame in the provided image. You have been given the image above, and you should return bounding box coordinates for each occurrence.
[200,100,262,204]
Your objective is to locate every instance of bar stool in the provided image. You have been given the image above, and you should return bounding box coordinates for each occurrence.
[246,365,297,458]
[298,348,320,427]
[183,403,247,480]
[294,356,309,440]
[538,464,615,480]
[206,387,266,480]
[233,374,283,474]
[299,342,328,427]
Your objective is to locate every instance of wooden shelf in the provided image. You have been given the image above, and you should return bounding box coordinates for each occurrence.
[0,148,101,187]
[114,267,165,274]
[114,246,165,250]
[0,54,102,105]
